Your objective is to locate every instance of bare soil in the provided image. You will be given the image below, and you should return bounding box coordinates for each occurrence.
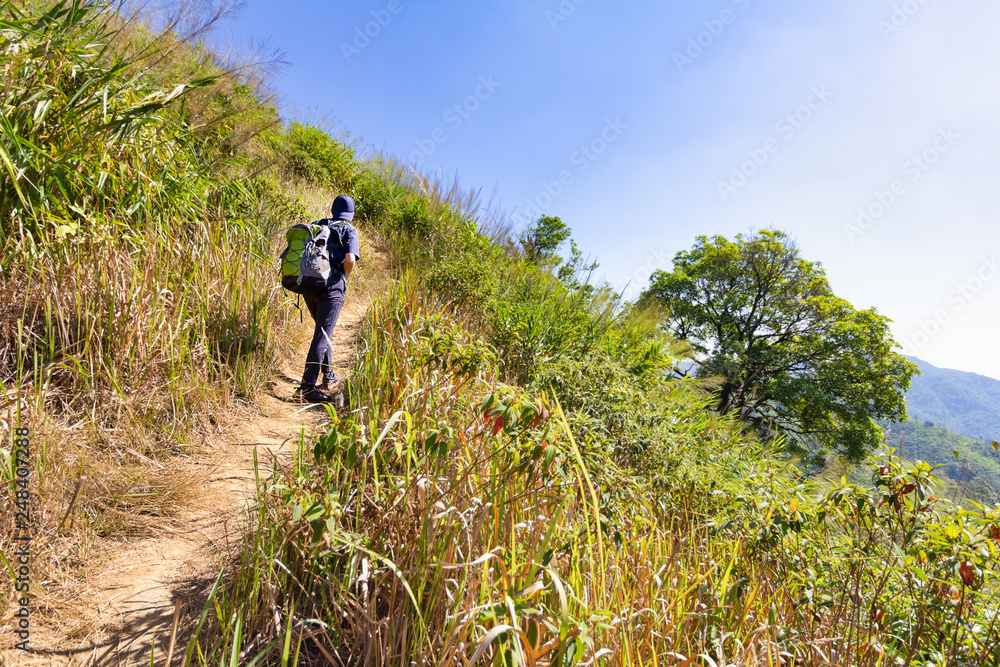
[2,262,381,667]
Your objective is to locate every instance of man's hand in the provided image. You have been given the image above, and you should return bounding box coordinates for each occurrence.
[343,253,356,278]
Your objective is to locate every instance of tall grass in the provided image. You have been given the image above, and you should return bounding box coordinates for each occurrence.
[191,160,1000,664]
[4,3,999,665]
[0,0,304,630]
[195,271,1000,666]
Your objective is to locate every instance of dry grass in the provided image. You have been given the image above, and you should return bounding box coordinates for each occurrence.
[191,268,1000,667]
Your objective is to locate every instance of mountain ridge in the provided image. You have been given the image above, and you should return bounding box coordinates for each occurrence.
[905,355,1000,442]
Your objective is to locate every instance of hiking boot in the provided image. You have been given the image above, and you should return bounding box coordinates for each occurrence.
[297,386,335,404]
[320,373,339,393]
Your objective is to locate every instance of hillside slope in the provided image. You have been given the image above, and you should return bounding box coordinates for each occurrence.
[191,159,1000,665]
[0,1,361,661]
[4,3,1000,666]
[884,419,1000,502]
[906,356,1000,440]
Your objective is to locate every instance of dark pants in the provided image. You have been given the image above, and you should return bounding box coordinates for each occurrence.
[301,284,345,388]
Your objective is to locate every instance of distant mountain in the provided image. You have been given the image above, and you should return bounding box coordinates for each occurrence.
[905,357,1000,442]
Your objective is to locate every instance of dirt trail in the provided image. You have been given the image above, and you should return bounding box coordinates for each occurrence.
[6,264,380,666]
[104,303,363,667]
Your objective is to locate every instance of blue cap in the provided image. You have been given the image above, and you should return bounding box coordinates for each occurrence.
[331,195,355,221]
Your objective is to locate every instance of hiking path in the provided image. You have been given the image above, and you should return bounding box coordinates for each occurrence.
[4,249,385,667]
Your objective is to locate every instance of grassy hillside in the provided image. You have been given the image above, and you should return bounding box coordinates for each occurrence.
[0,0,346,633]
[4,3,1000,666]
[906,356,1000,441]
[196,149,1000,665]
[884,420,1000,503]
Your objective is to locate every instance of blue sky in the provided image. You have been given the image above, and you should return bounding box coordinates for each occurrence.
[228,0,1000,381]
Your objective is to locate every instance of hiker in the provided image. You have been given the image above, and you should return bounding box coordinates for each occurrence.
[297,195,360,403]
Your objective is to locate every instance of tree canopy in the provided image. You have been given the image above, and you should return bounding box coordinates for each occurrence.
[639,230,918,462]
[519,215,598,289]
[519,215,571,263]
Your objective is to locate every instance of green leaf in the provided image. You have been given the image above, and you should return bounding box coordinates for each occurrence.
[372,410,407,456]
[304,502,324,522]
[637,230,917,461]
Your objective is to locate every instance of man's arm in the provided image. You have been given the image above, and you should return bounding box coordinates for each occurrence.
[343,224,360,279]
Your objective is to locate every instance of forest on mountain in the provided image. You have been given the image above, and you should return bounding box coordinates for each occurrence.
[905,356,1000,442]
[3,2,1000,666]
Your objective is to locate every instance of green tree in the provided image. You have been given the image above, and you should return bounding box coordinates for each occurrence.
[639,230,918,462]
[520,215,599,289]
[557,239,599,287]
[519,215,571,264]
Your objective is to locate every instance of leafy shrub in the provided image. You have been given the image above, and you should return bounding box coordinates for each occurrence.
[399,196,431,237]
[279,122,357,189]
[351,165,401,230]
[423,254,499,312]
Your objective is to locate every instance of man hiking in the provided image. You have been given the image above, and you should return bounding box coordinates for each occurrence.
[297,194,361,403]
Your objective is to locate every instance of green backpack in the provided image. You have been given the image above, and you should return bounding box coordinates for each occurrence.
[279,223,336,294]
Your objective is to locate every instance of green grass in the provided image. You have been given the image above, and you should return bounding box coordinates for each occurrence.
[4,2,1000,665]
[0,0,322,628]
[195,267,1000,666]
